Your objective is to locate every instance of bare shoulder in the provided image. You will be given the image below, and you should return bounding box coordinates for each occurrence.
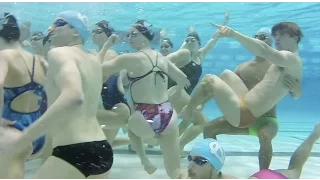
[0,49,19,62]
[282,50,302,66]
[104,49,118,60]
[283,51,302,75]
[122,52,142,63]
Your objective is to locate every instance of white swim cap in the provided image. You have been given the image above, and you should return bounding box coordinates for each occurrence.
[57,11,90,43]
[257,27,272,39]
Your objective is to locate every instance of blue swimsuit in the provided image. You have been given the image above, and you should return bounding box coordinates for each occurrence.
[2,56,47,155]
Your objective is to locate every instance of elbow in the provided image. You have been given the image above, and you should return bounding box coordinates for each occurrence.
[72,93,84,105]
[63,90,84,105]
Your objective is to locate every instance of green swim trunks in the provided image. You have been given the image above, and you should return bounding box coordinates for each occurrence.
[248,116,279,136]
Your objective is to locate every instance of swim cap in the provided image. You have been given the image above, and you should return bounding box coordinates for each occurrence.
[32,31,44,38]
[256,27,272,39]
[187,32,201,46]
[163,38,173,47]
[0,13,20,42]
[57,11,90,42]
[190,138,225,171]
[96,20,114,37]
[133,20,154,41]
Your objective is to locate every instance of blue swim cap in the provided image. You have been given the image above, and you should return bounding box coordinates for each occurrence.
[190,138,225,171]
[57,11,90,43]
[257,27,272,39]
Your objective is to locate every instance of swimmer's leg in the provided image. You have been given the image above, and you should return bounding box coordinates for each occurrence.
[203,116,249,139]
[184,71,249,127]
[275,123,320,179]
[178,120,191,136]
[158,111,181,178]
[38,135,53,165]
[127,111,157,175]
[37,156,85,178]
[179,110,208,157]
[257,119,278,170]
[169,86,208,156]
[128,130,156,175]
[0,146,31,179]
[103,128,131,147]
[168,86,192,137]
[97,103,130,129]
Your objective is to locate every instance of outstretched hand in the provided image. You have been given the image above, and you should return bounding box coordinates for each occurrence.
[211,23,234,38]
[222,9,230,26]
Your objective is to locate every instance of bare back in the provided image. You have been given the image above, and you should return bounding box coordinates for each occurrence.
[236,58,276,117]
[126,50,169,104]
[3,49,46,113]
[45,46,105,147]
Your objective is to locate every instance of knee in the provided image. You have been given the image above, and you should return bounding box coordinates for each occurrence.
[200,74,217,92]
[201,74,217,83]
[114,103,130,120]
[220,69,234,79]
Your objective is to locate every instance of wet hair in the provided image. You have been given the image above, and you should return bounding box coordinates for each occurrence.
[187,32,201,46]
[96,20,114,37]
[163,38,173,48]
[133,20,154,41]
[0,13,20,43]
[271,22,303,43]
[32,31,44,38]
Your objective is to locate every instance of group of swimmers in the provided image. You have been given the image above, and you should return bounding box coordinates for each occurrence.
[0,8,319,179]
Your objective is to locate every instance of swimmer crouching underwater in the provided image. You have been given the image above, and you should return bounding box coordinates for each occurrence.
[179,123,320,179]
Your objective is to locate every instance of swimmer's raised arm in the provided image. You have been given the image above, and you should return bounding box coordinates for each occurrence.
[102,53,140,79]
[212,23,301,68]
[166,48,191,65]
[179,26,195,49]
[98,34,119,63]
[159,28,168,44]
[0,52,9,117]
[23,48,84,142]
[198,10,230,58]
[233,30,300,67]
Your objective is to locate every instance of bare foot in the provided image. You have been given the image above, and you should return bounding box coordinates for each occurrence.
[143,163,157,175]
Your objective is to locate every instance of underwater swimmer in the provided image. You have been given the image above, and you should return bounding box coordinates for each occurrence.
[92,20,131,148]
[0,13,48,178]
[203,27,301,170]
[180,125,320,179]
[0,11,113,179]
[101,20,190,178]
[180,22,303,129]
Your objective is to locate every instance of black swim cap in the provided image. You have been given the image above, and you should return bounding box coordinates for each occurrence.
[187,32,201,46]
[163,38,173,48]
[0,13,20,43]
[96,20,114,37]
[133,20,154,41]
[32,31,44,38]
